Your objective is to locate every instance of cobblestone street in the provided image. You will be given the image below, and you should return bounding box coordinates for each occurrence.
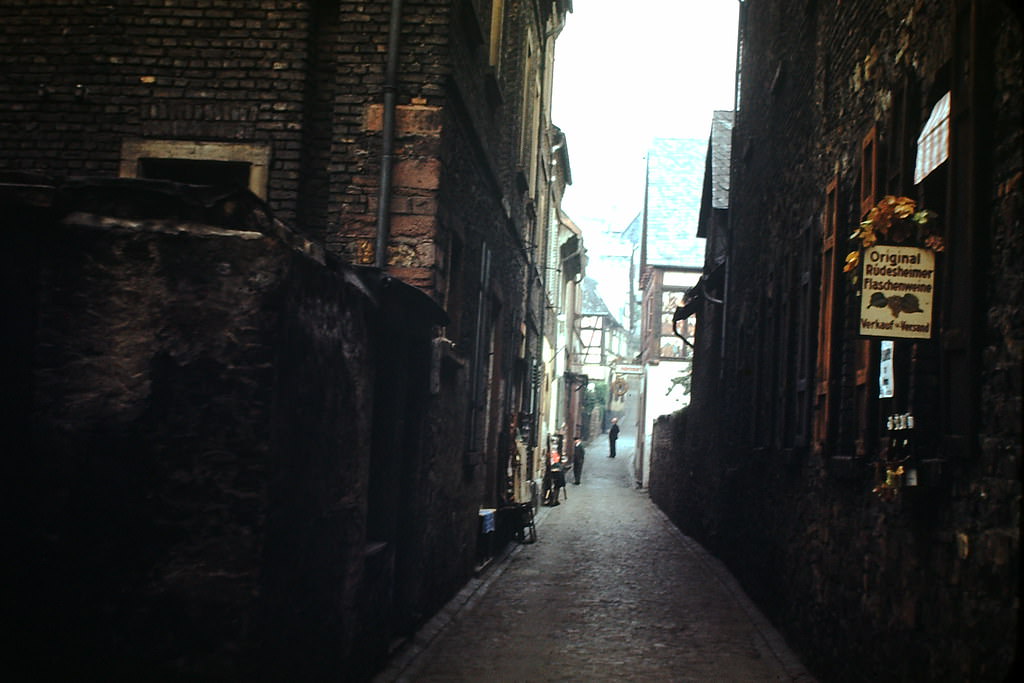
[376,433,815,682]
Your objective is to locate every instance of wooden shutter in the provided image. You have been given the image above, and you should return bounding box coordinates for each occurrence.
[794,222,813,449]
[814,178,839,453]
[939,0,986,458]
[854,339,873,457]
[860,126,878,217]
[855,125,880,456]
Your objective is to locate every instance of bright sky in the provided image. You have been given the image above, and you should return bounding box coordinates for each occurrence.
[552,0,739,236]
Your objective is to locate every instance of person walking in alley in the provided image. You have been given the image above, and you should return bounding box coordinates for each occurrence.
[549,458,566,504]
[572,437,585,485]
[608,418,620,458]
[543,441,567,506]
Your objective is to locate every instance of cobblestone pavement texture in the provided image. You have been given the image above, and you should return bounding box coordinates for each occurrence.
[376,433,815,682]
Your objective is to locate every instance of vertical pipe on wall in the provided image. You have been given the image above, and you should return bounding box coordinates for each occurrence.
[376,0,404,269]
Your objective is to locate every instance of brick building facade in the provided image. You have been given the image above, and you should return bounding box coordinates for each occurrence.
[653,1,1021,680]
[2,0,573,679]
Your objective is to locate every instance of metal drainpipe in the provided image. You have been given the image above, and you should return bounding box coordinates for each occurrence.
[376,0,404,269]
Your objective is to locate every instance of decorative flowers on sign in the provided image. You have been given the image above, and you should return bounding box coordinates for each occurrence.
[844,195,942,285]
[872,463,906,501]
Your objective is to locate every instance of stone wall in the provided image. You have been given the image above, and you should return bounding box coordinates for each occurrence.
[0,179,451,680]
[649,412,683,520]
[656,1,1021,680]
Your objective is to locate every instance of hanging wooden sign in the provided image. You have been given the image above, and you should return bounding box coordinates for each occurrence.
[859,245,935,339]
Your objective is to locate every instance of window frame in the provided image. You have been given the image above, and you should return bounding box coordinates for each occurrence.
[859,126,878,217]
[855,126,880,458]
[814,176,839,454]
[120,138,270,199]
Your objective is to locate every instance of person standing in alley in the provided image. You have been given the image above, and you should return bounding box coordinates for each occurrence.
[572,437,585,485]
[608,418,620,458]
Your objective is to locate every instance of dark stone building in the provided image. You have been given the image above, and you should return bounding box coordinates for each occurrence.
[2,179,438,680]
[1,0,572,679]
[654,1,1021,680]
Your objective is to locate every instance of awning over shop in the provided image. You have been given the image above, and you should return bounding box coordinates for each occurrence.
[914,91,950,185]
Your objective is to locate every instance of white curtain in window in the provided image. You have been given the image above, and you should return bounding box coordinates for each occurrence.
[914,91,950,185]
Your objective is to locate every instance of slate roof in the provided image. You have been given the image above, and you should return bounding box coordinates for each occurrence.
[620,211,642,246]
[581,276,612,316]
[643,137,708,268]
[709,111,734,210]
[698,110,735,240]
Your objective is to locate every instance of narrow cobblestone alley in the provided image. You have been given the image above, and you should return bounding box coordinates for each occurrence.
[375,432,815,682]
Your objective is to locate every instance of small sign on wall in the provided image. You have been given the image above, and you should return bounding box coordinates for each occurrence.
[859,245,935,339]
[879,340,894,398]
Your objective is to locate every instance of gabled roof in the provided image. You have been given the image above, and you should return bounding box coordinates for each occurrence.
[581,276,612,316]
[698,110,734,238]
[643,138,707,269]
[709,111,734,210]
[552,126,573,186]
[620,211,642,246]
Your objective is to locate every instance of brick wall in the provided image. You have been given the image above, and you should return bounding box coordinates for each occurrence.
[1,1,568,675]
[0,1,316,226]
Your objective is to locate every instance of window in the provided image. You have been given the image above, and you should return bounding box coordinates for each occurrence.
[886,73,921,194]
[658,271,700,360]
[859,126,878,216]
[914,91,950,185]
[138,158,251,191]
[935,1,983,458]
[444,233,465,346]
[517,28,541,197]
[792,223,814,449]
[855,126,880,456]
[660,289,690,359]
[489,0,504,69]
[467,242,493,460]
[814,178,839,453]
[853,338,873,457]
[579,316,604,365]
[120,139,270,198]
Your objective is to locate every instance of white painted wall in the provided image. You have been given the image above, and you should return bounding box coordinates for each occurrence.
[638,360,690,487]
